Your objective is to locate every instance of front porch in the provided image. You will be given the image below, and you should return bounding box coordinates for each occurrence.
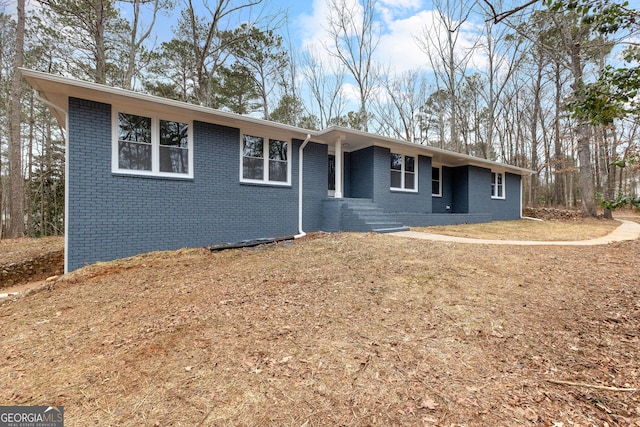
[321,198,493,233]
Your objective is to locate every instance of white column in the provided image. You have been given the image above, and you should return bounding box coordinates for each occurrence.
[334,137,343,198]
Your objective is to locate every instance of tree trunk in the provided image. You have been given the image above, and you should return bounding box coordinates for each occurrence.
[530,55,543,208]
[553,64,564,208]
[569,40,598,218]
[576,123,597,216]
[94,0,107,84]
[8,0,26,238]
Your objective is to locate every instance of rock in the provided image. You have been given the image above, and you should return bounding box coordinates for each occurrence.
[0,250,64,289]
[522,207,582,221]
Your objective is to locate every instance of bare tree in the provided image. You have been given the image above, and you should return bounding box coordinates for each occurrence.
[8,0,25,237]
[477,2,524,160]
[374,70,429,143]
[415,0,479,153]
[301,48,348,129]
[324,0,379,132]
[118,0,164,90]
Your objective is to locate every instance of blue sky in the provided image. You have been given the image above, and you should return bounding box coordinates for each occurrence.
[289,0,490,74]
[149,0,481,74]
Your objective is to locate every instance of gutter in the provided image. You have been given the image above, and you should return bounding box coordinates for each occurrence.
[295,134,312,239]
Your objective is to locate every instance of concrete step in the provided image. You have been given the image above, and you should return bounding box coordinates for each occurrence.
[372,226,411,233]
[341,199,406,232]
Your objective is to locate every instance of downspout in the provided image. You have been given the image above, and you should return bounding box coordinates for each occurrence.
[295,134,312,239]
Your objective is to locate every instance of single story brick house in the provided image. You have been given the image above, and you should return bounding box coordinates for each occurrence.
[22,69,531,273]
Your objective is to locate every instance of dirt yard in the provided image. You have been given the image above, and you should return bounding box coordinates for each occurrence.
[1,219,639,426]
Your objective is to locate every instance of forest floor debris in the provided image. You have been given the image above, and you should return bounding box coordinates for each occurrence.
[1,218,639,425]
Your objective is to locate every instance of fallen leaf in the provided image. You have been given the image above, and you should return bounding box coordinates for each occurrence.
[420,398,438,410]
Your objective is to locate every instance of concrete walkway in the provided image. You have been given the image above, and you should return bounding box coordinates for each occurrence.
[390,218,640,246]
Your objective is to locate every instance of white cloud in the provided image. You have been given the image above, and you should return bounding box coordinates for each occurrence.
[294,0,495,114]
[376,10,436,74]
[296,0,489,77]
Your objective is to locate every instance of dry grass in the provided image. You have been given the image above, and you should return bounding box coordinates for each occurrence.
[413,218,620,241]
[1,222,640,426]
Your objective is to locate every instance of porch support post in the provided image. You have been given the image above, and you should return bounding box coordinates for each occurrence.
[335,136,344,198]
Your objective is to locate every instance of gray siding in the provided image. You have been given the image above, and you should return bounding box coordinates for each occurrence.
[67,97,326,271]
[434,166,521,219]
[395,212,492,226]
[467,166,491,214]
[302,141,329,231]
[488,172,522,220]
[66,98,523,272]
[346,147,373,199]
[371,146,431,213]
[432,166,454,213]
[451,167,469,213]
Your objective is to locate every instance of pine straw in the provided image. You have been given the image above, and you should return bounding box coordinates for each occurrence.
[1,231,640,426]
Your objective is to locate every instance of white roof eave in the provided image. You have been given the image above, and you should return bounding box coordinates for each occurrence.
[21,69,533,176]
[20,68,315,141]
[318,126,533,176]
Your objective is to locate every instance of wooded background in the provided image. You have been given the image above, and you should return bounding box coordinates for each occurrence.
[1,0,639,238]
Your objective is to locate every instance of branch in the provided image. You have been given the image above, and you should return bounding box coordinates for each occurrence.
[548,379,638,392]
[482,0,541,23]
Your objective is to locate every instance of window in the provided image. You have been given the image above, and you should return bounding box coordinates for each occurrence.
[390,153,416,191]
[432,166,441,196]
[328,155,336,191]
[491,171,505,199]
[241,134,290,185]
[117,113,152,171]
[160,120,189,174]
[114,112,192,178]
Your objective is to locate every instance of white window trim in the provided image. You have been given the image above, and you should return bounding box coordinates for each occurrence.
[491,171,506,199]
[239,132,292,186]
[112,110,194,179]
[390,153,418,193]
[432,164,442,197]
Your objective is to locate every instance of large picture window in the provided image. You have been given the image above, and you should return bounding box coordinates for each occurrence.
[241,134,290,185]
[491,171,505,199]
[114,112,192,178]
[390,153,416,191]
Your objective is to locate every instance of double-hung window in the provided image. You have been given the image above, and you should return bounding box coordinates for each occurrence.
[491,171,505,199]
[114,112,192,178]
[241,134,290,185]
[390,153,416,191]
[432,166,441,197]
